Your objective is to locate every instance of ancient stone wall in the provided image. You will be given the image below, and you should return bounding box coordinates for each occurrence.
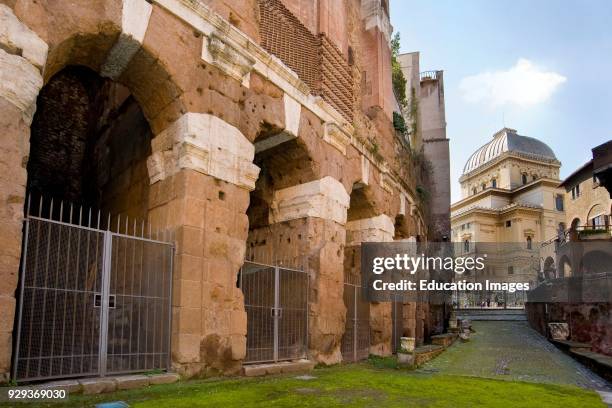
[526,302,612,356]
[0,0,437,380]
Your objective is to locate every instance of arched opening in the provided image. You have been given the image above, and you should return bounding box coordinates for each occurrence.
[559,255,572,278]
[580,251,612,274]
[543,257,556,280]
[242,133,317,364]
[341,184,376,361]
[14,65,174,381]
[27,66,152,220]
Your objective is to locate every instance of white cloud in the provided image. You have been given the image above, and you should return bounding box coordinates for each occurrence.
[459,58,566,107]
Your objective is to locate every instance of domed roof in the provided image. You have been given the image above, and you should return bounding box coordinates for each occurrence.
[463,128,557,175]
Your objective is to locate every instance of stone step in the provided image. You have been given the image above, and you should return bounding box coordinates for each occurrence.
[32,372,180,395]
[455,309,527,321]
[243,359,316,377]
[431,333,458,348]
[414,344,445,366]
[552,339,591,349]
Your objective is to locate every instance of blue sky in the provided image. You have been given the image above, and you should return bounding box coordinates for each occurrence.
[390,0,612,202]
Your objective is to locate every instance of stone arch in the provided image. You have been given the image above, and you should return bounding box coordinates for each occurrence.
[580,250,612,274]
[27,65,154,221]
[543,256,556,280]
[559,255,572,278]
[246,127,320,264]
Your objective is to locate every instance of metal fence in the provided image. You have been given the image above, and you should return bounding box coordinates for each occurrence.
[341,282,370,362]
[13,197,173,382]
[391,298,403,354]
[240,261,308,364]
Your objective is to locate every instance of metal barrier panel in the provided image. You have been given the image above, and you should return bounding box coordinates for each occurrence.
[341,283,370,362]
[106,235,173,375]
[14,218,104,381]
[391,299,402,354]
[341,283,356,361]
[241,263,275,363]
[241,261,308,364]
[355,286,370,361]
[13,212,173,382]
[277,267,308,361]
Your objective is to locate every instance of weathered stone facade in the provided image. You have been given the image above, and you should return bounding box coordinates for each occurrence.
[0,0,437,381]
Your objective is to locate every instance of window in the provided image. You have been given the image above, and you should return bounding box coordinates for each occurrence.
[555,194,564,211]
[571,183,581,199]
[491,178,497,188]
[591,215,608,228]
[526,236,532,250]
[522,174,528,185]
[508,266,514,275]
[472,187,477,195]
[506,220,512,228]
[482,183,486,191]
[532,174,537,181]
[464,240,470,252]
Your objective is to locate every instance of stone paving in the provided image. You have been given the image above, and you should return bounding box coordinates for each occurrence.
[420,321,611,391]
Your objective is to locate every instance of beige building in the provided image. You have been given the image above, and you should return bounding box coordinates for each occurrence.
[560,159,612,234]
[451,128,566,288]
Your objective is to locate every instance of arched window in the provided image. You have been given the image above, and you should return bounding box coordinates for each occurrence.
[464,239,470,252]
[491,178,497,188]
[472,187,477,195]
[532,174,537,181]
[526,236,532,250]
[482,183,486,191]
[522,173,528,185]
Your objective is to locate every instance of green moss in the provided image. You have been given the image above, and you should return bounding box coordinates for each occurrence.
[17,363,603,408]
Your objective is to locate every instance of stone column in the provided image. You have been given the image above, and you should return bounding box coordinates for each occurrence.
[345,214,395,356]
[147,112,259,377]
[0,5,47,381]
[268,177,350,365]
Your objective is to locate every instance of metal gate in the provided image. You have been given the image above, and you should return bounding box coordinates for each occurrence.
[341,282,370,362]
[240,261,308,364]
[391,297,403,354]
[13,199,173,381]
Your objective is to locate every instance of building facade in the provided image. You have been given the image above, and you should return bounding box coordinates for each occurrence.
[451,128,566,291]
[0,0,446,382]
[560,158,612,236]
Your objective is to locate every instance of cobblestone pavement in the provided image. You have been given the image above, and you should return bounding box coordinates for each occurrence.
[420,321,611,391]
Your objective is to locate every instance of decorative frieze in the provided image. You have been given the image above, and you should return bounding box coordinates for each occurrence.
[269,176,350,225]
[101,0,152,79]
[147,113,260,190]
[346,214,395,245]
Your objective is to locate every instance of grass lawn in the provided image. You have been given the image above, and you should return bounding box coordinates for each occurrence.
[8,363,605,408]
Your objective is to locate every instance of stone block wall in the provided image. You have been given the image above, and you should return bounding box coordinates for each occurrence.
[0,0,441,381]
[526,302,612,356]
